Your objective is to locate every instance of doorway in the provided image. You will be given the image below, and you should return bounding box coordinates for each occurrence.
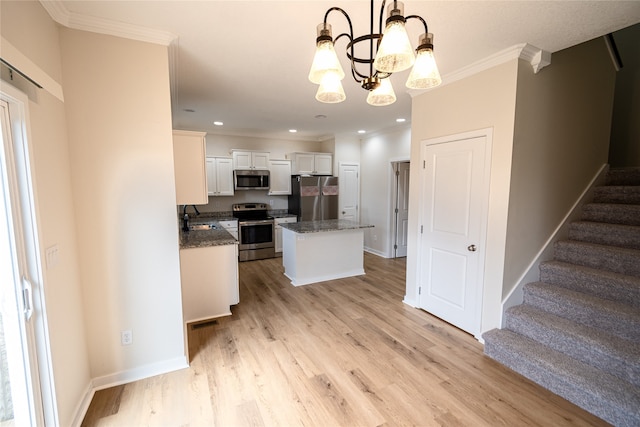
[338,162,360,221]
[392,161,410,258]
[417,130,491,337]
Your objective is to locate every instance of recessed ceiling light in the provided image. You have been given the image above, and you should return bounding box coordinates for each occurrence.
[396,118,406,123]
[358,130,366,134]
[213,121,223,126]
[289,129,297,133]
[315,114,327,119]
[184,108,195,113]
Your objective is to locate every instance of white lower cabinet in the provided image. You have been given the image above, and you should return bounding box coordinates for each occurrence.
[179,243,239,323]
[275,217,297,253]
[218,219,238,240]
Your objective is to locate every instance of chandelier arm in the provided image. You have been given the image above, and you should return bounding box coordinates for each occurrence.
[405,14,429,35]
[378,0,387,34]
[369,0,375,80]
[323,6,360,84]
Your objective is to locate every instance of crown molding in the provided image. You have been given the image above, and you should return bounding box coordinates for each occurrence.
[39,0,177,46]
[408,43,551,97]
[519,44,552,74]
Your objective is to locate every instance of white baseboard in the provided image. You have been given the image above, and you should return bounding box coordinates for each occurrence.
[91,356,189,391]
[71,356,188,425]
[288,269,366,286]
[402,297,418,307]
[364,247,389,258]
[70,382,95,427]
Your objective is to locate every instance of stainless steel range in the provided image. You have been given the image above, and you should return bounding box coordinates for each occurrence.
[233,203,275,262]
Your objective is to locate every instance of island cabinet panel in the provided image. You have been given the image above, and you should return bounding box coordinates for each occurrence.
[179,243,239,323]
[173,130,208,205]
[282,227,365,286]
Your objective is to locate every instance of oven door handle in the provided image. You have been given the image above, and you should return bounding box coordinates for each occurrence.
[239,219,274,226]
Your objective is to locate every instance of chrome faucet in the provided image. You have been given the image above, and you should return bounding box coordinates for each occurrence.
[182,204,200,231]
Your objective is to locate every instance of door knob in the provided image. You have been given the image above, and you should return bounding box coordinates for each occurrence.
[467,244,477,252]
[342,211,346,214]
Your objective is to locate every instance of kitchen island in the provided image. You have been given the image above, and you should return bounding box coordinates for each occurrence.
[280,219,373,286]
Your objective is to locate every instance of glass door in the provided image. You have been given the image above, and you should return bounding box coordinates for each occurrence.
[0,92,47,426]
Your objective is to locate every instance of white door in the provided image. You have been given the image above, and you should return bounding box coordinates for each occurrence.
[338,163,359,221]
[394,162,410,257]
[418,134,489,336]
[1,92,51,426]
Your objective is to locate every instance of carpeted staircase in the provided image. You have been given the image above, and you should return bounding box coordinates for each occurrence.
[483,167,640,427]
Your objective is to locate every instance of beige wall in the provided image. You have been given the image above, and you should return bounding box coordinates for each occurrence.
[1,1,90,425]
[407,60,519,334]
[609,23,640,167]
[59,28,186,382]
[505,38,616,298]
[360,126,411,257]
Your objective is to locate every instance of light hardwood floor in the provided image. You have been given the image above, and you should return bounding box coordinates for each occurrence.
[82,253,609,426]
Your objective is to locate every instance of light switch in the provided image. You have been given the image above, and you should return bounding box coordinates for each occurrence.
[45,245,59,269]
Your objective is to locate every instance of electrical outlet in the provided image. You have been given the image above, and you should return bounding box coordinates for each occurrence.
[269,199,274,207]
[121,330,133,346]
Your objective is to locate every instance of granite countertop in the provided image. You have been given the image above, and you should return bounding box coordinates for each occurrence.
[272,213,297,219]
[279,219,374,234]
[179,222,238,249]
[269,210,296,219]
[188,212,235,223]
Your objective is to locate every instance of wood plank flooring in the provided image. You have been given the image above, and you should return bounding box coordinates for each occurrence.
[82,253,609,426]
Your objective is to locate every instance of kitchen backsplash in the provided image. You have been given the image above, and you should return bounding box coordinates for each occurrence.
[177,191,289,214]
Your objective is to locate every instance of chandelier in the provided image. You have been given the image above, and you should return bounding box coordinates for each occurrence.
[308,0,442,106]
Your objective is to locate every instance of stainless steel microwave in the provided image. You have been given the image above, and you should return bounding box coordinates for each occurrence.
[233,169,270,190]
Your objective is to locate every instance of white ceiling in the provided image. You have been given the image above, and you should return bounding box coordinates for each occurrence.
[45,1,640,141]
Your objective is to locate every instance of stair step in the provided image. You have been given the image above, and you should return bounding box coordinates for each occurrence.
[483,329,640,427]
[523,281,640,341]
[593,185,640,204]
[568,221,640,249]
[581,202,640,226]
[505,305,640,387]
[539,260,640,308]
[554,240,640,278]
[606,167,640,186]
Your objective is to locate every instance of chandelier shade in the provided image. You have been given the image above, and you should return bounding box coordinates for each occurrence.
[366,77,396,106]
[309,0,442,106]
[308,25,345,84]
[406,33,442,89]
[315,71,347,103]
[372,3,415,73]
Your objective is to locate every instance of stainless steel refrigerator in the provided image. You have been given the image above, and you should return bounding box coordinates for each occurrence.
[288,175,339,221]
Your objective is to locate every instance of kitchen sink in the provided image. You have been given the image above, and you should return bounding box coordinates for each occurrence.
[189,224,217,231]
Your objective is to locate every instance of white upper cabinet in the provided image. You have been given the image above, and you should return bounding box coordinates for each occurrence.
[268,159,292,195]
[232,150,270,170]
[173,130,208,205]
[206,157,234,196]
[313,154,333,175]
[288,152,333,175]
